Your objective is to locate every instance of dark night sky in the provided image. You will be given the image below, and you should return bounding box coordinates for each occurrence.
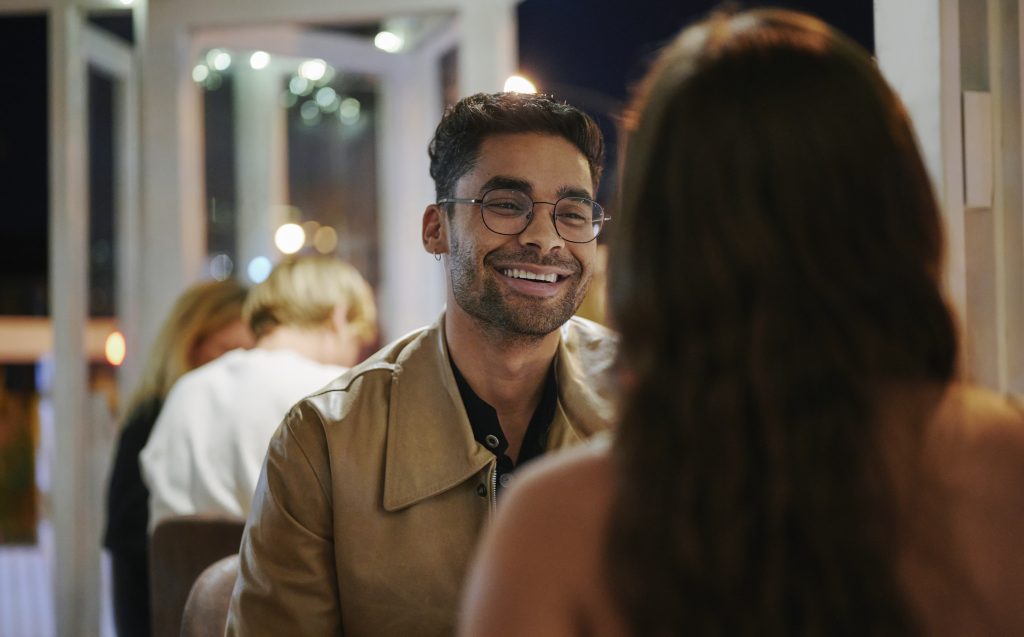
[517,0,873,202]
[0,15,48,278]
[518,0,872,103]
[0,1,872,312]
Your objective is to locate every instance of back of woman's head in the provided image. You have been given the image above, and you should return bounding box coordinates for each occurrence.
[243,255,377,347]
[129,279,249,412]
[607,9,957,635]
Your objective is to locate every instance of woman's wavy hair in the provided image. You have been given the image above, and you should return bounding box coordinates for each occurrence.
[607,9,958,635]
[127,279,248,413]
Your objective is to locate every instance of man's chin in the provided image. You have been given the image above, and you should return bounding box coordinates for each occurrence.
[487,298,579,337]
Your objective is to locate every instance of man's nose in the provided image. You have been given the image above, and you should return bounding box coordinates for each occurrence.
[517,203,565,254]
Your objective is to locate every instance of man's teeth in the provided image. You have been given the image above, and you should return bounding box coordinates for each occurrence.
[502,268,558,283]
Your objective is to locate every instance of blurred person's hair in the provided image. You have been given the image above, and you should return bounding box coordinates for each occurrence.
[127,279,248,413]
[243,255,377,346]
[427,91,606,203]
[607,8,957,635]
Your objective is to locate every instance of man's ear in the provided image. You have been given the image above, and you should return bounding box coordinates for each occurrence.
[422,204,448,257]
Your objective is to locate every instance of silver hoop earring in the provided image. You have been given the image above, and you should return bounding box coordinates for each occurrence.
[434,253,442,262]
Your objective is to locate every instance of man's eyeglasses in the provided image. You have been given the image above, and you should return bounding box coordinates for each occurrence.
[438,188,610,244]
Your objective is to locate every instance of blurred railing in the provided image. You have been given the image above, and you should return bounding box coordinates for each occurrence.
[0,317,117,364]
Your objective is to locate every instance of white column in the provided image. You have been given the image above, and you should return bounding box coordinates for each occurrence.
[994,0,1024,394]
[377,51,446,340]
[876,0,971,377]
[874,0,967,334]
[234,64,288,273]
[49,5,96,636]
[456,0,517,95]
[138,3,206,359]
[79,24,143,398]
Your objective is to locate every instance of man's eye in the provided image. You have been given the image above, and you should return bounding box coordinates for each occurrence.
[485,201,528,215]
[555,212,588,226]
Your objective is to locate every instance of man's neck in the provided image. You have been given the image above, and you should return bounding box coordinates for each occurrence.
[445,306,560,452]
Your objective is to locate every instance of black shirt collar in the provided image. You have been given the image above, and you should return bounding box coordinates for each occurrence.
[450,359,558,495]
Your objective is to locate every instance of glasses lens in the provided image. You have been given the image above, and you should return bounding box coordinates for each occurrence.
[480,189,532,235]
[554,197,603,243]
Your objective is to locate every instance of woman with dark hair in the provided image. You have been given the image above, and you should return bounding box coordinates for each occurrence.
[459,9,1024,636]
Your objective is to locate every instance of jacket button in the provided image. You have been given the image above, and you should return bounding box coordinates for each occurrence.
[485,434,500,448]
[476,484,487,497]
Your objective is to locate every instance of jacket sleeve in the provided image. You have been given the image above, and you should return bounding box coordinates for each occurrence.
[226,400,343,635]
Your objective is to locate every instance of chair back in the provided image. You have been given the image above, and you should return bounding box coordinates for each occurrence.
[149,515,246,637]
[180,554,240,637]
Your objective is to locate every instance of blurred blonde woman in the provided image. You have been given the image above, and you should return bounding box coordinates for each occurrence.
[104,279,253,637]
[140,256,377,530]
[461,9,1024,636]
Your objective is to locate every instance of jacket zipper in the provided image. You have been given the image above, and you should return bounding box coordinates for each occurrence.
[489,463,498,515]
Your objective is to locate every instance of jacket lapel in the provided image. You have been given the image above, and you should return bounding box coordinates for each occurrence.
[382,316,493,512]
[553,318,616,438]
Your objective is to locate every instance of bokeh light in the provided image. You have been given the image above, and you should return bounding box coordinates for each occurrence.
[299,101,322,125]
[210,50,232,72]
[247,256,273,283]
[315,87,337,108]
[209,253,234,281]
[313,226,338,254]
[289,76,312,96]
[192,64,210,83]
[298,59,327,81]
[275,223,306,254]
[339,97,361,125]
[374,31,403,53]
[249,51,271,70]
[105,331,126,366]
[504,75,537,94]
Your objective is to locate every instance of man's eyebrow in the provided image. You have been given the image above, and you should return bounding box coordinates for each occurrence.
[556,185,594,200]
[479,175,532,195]
[478,176,593,200]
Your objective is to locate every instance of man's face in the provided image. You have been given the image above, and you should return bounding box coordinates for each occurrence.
[444,132,597,338]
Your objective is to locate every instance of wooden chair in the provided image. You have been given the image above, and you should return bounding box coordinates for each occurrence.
[148,515,246,637]
[180,554,240,637]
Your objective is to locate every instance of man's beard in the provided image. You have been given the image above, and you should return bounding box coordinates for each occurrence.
[448,237,590,339]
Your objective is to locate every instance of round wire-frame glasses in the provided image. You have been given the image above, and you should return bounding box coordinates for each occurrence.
[438,188,610,244]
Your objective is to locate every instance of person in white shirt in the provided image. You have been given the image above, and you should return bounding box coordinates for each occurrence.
[140,255,377,529]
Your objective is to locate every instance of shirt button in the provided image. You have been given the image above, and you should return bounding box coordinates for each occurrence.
[499,473,513,488]
[476,484,487,497]
[485,434,500,449]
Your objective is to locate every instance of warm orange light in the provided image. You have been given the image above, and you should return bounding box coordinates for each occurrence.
[105,331,126,366]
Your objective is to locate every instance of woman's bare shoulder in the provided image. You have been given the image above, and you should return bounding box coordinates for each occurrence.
[917,384,1024,632]
[511,433,615,509]
[458,436,620,637]
[929,384,1024,484]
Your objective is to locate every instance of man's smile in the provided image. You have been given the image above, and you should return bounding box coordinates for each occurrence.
[499,268,570,283]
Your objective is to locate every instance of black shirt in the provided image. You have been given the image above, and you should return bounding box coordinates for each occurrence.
[450,360,558,498]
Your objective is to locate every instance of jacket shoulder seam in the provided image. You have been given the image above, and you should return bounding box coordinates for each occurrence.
[306,362,399,397]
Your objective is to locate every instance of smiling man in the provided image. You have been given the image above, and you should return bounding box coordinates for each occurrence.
[227,93,616,637]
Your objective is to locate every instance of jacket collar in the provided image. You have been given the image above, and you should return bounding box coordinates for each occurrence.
[381,313,613,512]
[382,314,492,511]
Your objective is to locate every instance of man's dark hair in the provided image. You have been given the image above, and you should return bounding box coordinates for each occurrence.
[427,92,605,202]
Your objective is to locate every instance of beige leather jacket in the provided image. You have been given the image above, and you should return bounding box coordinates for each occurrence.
[227,313,617,636]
